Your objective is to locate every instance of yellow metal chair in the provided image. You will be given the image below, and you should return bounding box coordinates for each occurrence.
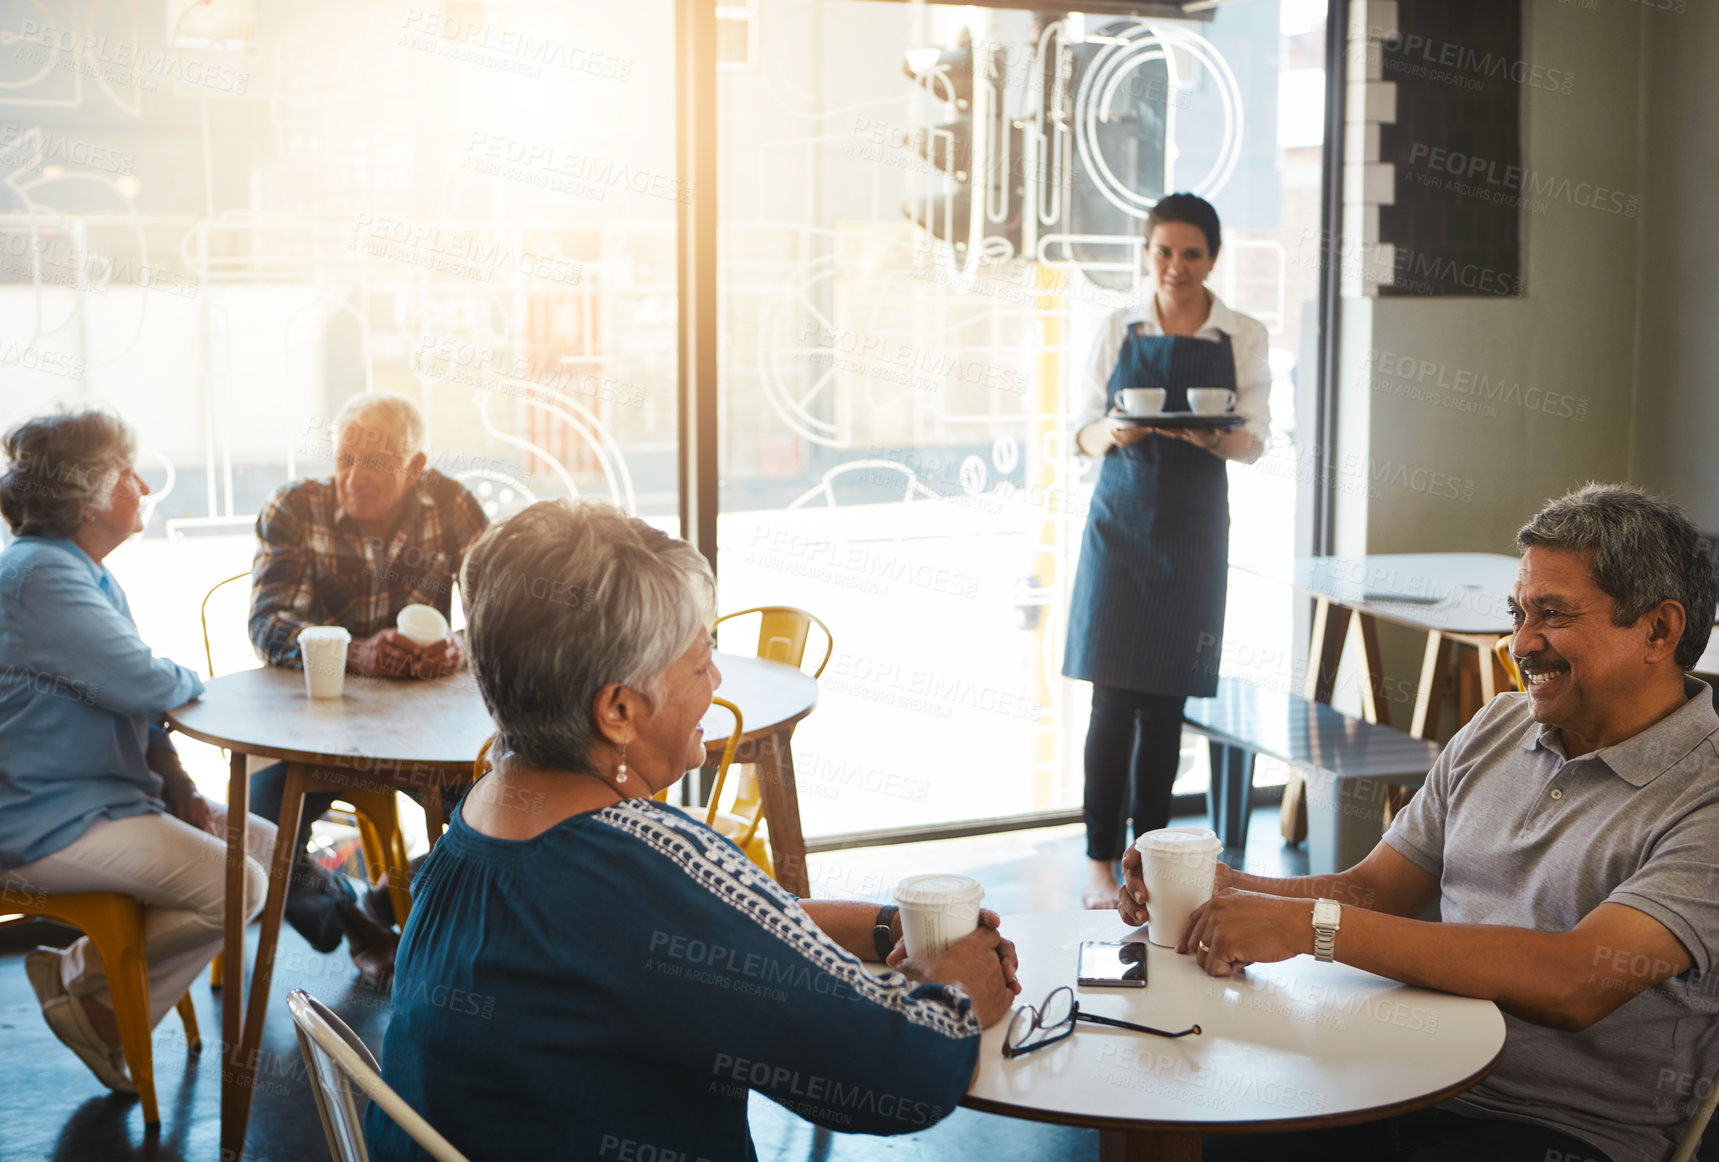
[710,607,830,832]
[1493,636,1523,692]
[201,573,415,984]
[3,893,201,1124]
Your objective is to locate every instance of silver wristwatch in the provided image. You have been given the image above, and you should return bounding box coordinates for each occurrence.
[1311,898,1341,963]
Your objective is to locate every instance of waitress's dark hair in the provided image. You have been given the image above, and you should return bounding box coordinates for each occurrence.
[1145,193,1222,258]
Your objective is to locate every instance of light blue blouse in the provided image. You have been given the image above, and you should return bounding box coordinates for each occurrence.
[0,536,204,870]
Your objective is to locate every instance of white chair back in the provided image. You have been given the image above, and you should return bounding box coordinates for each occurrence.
[287,988,471,1162]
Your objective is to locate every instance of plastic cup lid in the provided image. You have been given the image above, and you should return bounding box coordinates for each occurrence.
[299,626,351,643]
[1134,827,1222,855]
[893,874,985,907]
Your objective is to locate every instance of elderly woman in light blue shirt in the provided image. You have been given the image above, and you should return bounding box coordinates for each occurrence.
[0,409,274,1097]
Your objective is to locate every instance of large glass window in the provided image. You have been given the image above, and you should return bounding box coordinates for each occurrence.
[715,0,1329,837]
[0,0,678,785]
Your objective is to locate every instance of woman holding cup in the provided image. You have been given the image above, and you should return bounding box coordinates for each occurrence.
[366,500,1019,1162]
[1064,193,1271,910]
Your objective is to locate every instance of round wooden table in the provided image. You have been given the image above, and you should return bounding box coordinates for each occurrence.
[964,912,1506,1160]
[166,652,817,1159]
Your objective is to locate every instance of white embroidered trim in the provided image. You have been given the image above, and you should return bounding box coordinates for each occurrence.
[600,799,979,1043]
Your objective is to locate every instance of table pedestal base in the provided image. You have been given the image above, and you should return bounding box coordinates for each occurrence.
[1099,1128,1202,1161]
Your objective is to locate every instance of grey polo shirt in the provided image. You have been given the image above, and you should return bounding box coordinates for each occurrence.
[1385,677,1719,1162]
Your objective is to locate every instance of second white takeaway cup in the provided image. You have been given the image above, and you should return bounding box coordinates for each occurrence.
[893,874,985,960]
[397,603,450,648]
[299,626,352,699]
[1134,828,1223,948]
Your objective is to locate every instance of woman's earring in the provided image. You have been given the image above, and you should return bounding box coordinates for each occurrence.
[615,745,628,784]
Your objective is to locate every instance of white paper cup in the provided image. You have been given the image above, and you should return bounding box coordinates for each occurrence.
[397,603,450,648]
[893,874,985,960]
[299,627,351,699]
[1188,388,1236,415]
[1134,828,1223,947]
[1120,388,1166,416]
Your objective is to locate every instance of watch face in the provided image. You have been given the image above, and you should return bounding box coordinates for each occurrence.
[1313,900,1341,927]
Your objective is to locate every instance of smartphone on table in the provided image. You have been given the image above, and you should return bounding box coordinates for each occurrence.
[1077,940,1148,988]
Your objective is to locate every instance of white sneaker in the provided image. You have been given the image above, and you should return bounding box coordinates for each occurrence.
[25,947,137,1095]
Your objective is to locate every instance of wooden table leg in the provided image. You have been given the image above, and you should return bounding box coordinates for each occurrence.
[1352,610,1390,727]
[1410,632,1452,740]
[1099,1128,1202,1161]
[221,749,249,1154]
[753,729,810,899]
[424,783,447,850]
[1305,596,1350,705]
[224,761,307,1160]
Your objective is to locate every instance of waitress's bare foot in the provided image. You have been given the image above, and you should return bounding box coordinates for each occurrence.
[1083,858,1121,909]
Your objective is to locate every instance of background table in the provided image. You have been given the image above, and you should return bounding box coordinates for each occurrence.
[965,912,1505,1161]
[167,652,817,1158]
[1243,553,1519,739]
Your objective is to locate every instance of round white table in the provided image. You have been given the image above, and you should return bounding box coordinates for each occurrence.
[964,912,1506,1160]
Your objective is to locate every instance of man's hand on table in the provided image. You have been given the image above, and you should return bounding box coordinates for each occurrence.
[1181,889,1315,977]
[886,909,1020,1028]
[1116,845,1240,927]
[346,628,463,680]
[149,746,212,831]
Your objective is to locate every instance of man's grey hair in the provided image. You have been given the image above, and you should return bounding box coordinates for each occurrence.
[462,500,717,774]
[333,391,425,461]
[0,409,138,538]
[1517,483,1717,669]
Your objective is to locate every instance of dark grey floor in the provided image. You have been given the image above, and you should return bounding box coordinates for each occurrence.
[0,806,1306,1162]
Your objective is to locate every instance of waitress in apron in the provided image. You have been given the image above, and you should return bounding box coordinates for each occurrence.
[1064,194,1272,909]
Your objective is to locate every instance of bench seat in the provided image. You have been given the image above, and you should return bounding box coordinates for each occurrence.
[1183,677,1443,872]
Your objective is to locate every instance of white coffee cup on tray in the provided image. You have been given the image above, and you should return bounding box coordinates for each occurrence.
[1119,388,1167,417]
[298,626,351,699]
[1187,388,1236,415]
[893,874,985,959]
[1134,827,1223,947]
[397,602,450,647]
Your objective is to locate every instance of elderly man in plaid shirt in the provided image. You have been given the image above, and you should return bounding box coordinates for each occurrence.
[248,391,488,980]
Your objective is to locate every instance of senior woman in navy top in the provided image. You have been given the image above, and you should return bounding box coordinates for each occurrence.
[0,409,274,1096]
[366,500,1019,1162]
[1065,194,1272,908]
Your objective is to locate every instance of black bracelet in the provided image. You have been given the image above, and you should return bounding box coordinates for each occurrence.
[872,905,900,962]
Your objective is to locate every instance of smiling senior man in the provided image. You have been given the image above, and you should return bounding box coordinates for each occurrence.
[1119,484,1719,1162]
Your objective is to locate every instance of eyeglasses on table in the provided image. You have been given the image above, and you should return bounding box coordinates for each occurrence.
[1002,985,1202,1059]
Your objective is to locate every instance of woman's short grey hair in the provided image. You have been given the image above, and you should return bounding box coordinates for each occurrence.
[462,500,717,773]
[0,409,137,538]
[333,392,425,461]
[1517,483,1717,669]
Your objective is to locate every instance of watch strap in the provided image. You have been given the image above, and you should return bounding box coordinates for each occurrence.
[872,905,900,962]
[1312,898,1340,963]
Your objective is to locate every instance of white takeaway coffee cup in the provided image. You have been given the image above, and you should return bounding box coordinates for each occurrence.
[299,626,352,699]
[893,874,985,960]
[1120,388,1167,416]
[1134,827,1224,948]
[1188,388,1236,415]
[397,603,450,648]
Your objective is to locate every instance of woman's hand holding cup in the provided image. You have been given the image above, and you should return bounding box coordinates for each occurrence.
[1119,844,1236,930]
[888,922,1017,1029]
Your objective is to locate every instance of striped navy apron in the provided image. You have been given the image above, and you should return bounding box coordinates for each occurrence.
[1062,328,1235,697]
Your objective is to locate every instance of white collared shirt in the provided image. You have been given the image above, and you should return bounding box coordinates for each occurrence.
[1072,289,1271,463]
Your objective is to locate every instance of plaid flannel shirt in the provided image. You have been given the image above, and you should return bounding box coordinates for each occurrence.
[249,469,489,668]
